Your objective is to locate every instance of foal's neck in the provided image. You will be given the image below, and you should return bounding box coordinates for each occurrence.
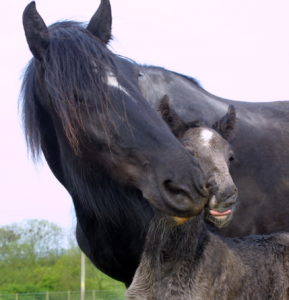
[126,213,210,299]
[145,213,208,268]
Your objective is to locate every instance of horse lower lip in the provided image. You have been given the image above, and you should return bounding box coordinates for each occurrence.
[209,209,232,216]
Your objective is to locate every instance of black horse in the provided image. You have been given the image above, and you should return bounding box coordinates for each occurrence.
[22,0,289,286]
[21,0,209,285]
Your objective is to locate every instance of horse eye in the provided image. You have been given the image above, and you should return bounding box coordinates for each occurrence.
[229,154,234,162]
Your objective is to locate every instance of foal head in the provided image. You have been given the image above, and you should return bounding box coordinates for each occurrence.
[159,96,238,227]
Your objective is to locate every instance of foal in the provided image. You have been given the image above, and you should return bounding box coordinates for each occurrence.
[159,96,238,228]
[127,100,289,300]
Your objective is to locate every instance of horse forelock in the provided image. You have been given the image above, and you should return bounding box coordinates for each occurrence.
[22,20,120,156]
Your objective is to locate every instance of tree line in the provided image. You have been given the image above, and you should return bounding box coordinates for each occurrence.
[0,219,124,294]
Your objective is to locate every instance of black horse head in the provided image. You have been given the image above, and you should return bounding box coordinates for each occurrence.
[22,1,208,218]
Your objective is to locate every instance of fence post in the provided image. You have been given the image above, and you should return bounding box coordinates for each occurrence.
[80,252,85,300]
[67,290,71,300]
[15,293,18,300]
[92,290,96,300]
[46,291,49,300]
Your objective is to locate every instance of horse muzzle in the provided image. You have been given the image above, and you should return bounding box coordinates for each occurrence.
[205,192,238,228]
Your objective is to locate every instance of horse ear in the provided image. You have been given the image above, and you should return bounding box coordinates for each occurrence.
[213,105,236,140]
[158,95,188,137]
[23,2,49,61]
[87,0,112,44]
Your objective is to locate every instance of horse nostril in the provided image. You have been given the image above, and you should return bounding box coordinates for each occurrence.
[163,180,188,197]
[163,180,208,202]
[161,179,209,216]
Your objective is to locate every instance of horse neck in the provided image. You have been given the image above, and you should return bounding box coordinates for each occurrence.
[139,66,229,125]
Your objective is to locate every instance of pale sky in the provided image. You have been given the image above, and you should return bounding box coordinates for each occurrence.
[1,0,289,230]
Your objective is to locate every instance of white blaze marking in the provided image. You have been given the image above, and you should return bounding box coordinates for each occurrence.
[107,73,130,97]
[200,128,213,146]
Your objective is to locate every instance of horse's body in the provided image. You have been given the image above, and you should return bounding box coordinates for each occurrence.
[21,0,289,286]
[138,66,289,237]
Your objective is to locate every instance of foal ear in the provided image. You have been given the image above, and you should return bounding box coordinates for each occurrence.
[213,105,236,140]
[87,0,112,44]
[158,95,187,137]
[23,2,49,61]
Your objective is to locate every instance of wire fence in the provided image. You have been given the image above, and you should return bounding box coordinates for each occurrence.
[0,290,125,300]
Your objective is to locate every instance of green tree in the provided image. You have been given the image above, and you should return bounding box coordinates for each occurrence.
[0,220,124,294]
[0,227,20,260]
[15,219,65,258]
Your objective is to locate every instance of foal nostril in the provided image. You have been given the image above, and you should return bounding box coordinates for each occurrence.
[197,184,209,198]
[206,177,218,194]
[223,190,238,207]
[225,196,237,205]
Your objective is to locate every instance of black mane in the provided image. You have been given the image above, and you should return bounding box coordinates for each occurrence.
[21,21,118,157]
